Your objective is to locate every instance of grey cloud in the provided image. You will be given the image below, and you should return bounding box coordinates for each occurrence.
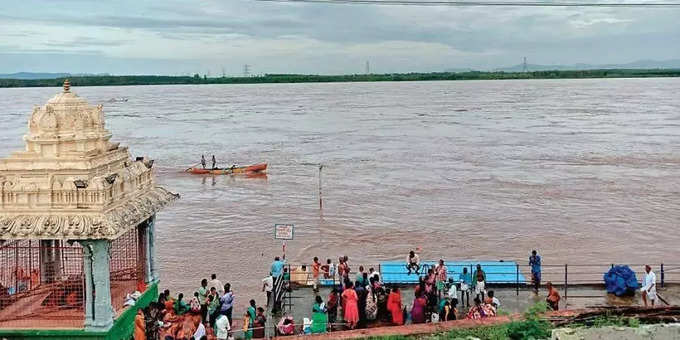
[44,37,127,48]
[1,0,680,74]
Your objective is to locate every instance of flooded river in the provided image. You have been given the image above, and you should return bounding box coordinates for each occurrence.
[1,78,679,305]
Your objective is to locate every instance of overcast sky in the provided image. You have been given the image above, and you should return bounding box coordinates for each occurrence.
[1,0,679,75]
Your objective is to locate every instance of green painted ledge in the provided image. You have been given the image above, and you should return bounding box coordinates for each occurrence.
[0,282,158,340]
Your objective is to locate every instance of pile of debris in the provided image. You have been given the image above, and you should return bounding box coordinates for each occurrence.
[548,306,680,327]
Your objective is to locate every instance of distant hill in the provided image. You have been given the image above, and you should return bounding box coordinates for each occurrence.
[0,72,111,80]
[495,59,680,72]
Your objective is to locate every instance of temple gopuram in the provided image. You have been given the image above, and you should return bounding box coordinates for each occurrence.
[0,80,178,339]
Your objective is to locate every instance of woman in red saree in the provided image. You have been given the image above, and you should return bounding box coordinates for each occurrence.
[341,282,360,329]
[387,287,404,325]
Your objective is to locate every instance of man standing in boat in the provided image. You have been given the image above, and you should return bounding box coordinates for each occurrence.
[212,155,217,169]
[201,155,207,169]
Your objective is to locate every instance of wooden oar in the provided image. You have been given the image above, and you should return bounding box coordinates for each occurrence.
[657,293,670,306]
[184,162,200,172]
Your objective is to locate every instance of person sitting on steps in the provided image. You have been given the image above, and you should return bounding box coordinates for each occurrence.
[406,250,420,275]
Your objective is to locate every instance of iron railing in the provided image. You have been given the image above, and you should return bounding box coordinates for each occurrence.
[280,262,678,300]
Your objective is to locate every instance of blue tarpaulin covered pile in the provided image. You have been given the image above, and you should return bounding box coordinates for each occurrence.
[604,265,639,296]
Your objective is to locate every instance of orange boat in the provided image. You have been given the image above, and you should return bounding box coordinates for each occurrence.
[185,163,267,175]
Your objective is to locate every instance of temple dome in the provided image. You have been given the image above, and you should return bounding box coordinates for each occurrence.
[0,80,179,240]
[24,80,110,158]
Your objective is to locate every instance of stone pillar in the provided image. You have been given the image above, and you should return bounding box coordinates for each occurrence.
[147,215,158,282]
[39,240,56,283]
[82,243,94,324]
[53,240,62,279]
[39,240,49,283]
[80,240,114,331]
[137,222,148,285]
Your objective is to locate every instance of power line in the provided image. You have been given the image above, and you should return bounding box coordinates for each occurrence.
[255,0,680,7]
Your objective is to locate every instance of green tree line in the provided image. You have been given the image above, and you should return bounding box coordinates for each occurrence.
[1,69,679,88]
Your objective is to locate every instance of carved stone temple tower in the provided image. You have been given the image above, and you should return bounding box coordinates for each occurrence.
[0,80,178,338]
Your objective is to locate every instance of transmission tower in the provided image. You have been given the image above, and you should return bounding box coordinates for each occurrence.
[522,57,528,73]
[221,67,226,78]
[243,64,251,77]
[365,60,370,75]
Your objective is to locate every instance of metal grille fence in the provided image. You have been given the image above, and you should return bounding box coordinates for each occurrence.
[282,261,680,298]
[109,226,146,315]
[0,240,84,328]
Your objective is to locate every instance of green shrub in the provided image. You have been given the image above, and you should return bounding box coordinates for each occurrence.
[505,319,552,340]
[582,314,641,329]
[432,325,508,339]
[627,317,640,328]
[363,302,554,340]
[504,302,552,340]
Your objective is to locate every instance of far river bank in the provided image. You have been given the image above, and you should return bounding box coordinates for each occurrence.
[1,68,679,88]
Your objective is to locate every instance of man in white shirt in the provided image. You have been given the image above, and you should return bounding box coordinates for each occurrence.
[323,259,335,279]
[215,313,231,340]
[209,273,225,295]
[262,273,273,306]
[406,250,420,275]
[486,290,500,309]
[369,267,381,283]
[641,265,657,307]
[447,278,458,300]
[192,322,206,340]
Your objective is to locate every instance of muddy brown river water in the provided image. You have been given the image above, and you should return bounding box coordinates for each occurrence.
[1,78,679,307]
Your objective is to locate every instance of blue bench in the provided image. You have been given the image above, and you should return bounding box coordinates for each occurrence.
[380,260,526,284]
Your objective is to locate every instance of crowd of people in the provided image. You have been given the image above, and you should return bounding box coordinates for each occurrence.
[131,249,671,339]
[270,252,515,336]
[278,249,570,334]
[131,272,270,340]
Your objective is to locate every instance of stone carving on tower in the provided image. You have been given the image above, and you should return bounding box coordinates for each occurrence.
[0,80,178,240]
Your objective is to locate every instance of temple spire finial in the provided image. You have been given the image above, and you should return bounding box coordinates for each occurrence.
[63,79,70,93]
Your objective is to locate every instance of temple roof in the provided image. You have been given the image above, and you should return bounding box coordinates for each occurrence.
[0,81,179,240]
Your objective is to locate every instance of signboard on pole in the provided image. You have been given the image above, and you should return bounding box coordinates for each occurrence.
[274,224,294,240]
